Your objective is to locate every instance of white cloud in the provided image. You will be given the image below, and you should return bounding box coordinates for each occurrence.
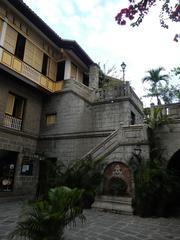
[73,0,102,13]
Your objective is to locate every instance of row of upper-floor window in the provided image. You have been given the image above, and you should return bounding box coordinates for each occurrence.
[0,4,58,58]
[14,33,53,78]
[0,19,90,85]
[0,22,61,81]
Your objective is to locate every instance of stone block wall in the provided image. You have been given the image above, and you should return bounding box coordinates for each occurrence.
[0,128,39,196]
[39,84,145,165]
[89,64,100,89]
[0,69,43,195]
[153,121,180,164]
[92,101,129,131]
[38,136,106,164]
[40,92,93,135]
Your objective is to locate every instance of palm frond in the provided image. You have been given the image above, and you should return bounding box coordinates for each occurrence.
[9,187,84,240]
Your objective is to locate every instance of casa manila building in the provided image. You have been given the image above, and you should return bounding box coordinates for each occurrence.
[0,0,150,200]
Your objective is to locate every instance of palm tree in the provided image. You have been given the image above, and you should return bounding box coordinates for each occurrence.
[142,67,169,105]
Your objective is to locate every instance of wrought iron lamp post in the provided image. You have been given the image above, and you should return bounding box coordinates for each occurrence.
[121,62,126,82]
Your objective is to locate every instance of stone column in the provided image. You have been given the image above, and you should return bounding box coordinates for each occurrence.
[64,59,71,80]
[150,102,155,118]
[89,64,100,89]
[0,18,8,60]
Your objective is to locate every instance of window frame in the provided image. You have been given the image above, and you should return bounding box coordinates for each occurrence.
[15,33,26,60]
[5,92,25,120]
[42,53,49,76]
[56,60,65,81]
[130,111,136,125]
[46,113,57,126]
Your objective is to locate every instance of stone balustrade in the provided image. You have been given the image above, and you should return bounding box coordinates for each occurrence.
[94,82,143,111]
[147,102,180,120]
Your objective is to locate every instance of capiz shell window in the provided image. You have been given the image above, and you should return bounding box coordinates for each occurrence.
[46,113,57,125]
[71,63,77,80]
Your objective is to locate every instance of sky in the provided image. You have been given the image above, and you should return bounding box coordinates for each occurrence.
[23,0,180,106]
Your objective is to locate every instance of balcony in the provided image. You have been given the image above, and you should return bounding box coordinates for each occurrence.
[3,114,22,131]
[0,48,63,93]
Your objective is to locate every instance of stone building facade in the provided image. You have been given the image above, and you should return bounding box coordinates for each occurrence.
[0,0,179,199]
[0,70,43,195]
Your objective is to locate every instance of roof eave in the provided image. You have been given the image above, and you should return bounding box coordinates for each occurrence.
[6,0,95,67]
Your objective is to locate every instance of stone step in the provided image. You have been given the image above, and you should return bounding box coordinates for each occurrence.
[96,195,132,204]
[92,195,133,215]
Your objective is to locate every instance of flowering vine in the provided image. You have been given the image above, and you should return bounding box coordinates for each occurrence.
[115,0,180,41]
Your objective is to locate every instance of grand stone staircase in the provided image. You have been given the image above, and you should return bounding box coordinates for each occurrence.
[81,123,148,214]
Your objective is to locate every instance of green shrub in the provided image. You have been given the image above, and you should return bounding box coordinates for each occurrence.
[36,157,104,208]
[133,160,180,217]
[9,186,85,240]
[54,158,104,208]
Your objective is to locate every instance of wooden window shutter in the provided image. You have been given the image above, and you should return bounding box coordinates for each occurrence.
[48,59,57,81]
[4,26,18,54]
[33,46,43,72]
[14,97,24,119]
[5,93,15,115]
[71,63,77,80]
[24,39,34,66]
[24,41,43,72]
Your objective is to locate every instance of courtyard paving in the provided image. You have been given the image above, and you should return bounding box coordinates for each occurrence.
[0,200,180,240]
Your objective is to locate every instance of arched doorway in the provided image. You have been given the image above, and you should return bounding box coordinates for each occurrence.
[167,149,180,215]
[168,149,180,176]
[103,162,132,196]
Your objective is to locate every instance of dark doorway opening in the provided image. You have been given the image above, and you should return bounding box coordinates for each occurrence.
[0,150,18,192]
[167,149,180,216]
[168,149,180,176]
[56,61,65,81]
[36,158,57,198]
[83,73,89,86]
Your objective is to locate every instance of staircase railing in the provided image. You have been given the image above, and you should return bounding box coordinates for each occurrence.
[81,124,148,161]
[81,127,120,161]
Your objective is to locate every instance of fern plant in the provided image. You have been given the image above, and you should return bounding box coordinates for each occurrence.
[144,107,169,129]
[9,186,85,240]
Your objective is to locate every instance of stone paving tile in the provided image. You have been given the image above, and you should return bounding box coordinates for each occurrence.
[0,201,180,240]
